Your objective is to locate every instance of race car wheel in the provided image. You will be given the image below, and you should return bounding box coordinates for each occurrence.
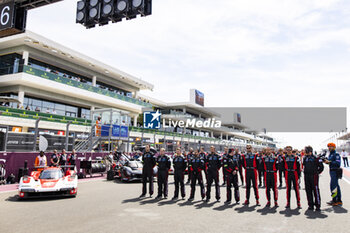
[18,191,26,200]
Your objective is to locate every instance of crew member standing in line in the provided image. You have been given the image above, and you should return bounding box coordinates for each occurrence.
[234,148,244,186]
[140,145,156,198]
[50,149,59,167]
[283,146,301,209]
[199,146,208,184]
[303,146,324,211]
[257,150,265,187]
[277,148,285,188]
[156,148,171,200]
[242,145,260,206]
[67,149,77,171]
[205,146,221,202]
[223,149,240,204]
[188,149,206,201]
[186,148,195,184]
[172,147,187,200]
[221,147,229,186]
[262,147,279,207]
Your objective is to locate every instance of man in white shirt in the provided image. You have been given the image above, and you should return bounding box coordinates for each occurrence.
[340,149,349,167]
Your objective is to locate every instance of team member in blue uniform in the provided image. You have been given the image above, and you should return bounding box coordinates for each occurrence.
[188,149,206,201]
[242,145,260,206]
[282,146,301,209]
[324,143,343,206]
[156,148,171,199]
[140,145,156,198]
[303,146,324,211]
[205,146,221,202]
[262,147,279,207]
[172,147,187,200]
[223,149,240,204]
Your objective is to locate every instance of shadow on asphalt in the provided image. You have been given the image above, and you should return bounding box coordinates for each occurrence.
[304,209,328,219]
[213,202,239,211]
[158,199,182,206]
[323,206,348,214]
[279,208,301,217]
[177,200,202,207]
[234,205,258,213]
[5,194,70,202]
[257,206,278,215]
[194,201,216,209]
[139,198,160,205]
[121,197,142,204]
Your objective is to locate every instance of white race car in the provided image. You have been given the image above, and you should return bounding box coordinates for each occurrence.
[18,167,78,199]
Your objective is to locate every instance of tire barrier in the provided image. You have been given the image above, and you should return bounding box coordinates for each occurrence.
[79,160,106,178]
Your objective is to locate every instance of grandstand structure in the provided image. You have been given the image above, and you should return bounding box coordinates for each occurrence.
[0,31,276,152]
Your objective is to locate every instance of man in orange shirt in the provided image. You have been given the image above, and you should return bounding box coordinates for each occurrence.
[34,151,47,171]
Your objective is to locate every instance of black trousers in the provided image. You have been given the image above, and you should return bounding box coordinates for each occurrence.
[343,157,349,167]
[226,173,239,202]
[190,171,205,199]
[187,168,193,182]
[206,169,220,200]
[142,169,154,196]
[265,172,278,202]
[245,169,259,201]
[279,169,284,186]
[174,170,185,198]
[157,170,168,197]
[304,174,321,208]
[222,168,227,183]
[285,171,300,204]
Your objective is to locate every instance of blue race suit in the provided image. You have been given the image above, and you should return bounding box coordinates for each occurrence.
[328,150,342,202]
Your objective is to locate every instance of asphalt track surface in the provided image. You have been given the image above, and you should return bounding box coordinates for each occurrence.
[0,168,349,233]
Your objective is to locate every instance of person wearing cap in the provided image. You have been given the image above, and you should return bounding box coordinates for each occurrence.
[324,143,343,206]
[303,146,324,211]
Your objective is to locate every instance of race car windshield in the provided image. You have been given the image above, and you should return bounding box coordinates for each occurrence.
[39,170,63,179]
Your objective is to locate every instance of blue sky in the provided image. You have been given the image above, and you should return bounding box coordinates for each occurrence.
[25,0,350,150]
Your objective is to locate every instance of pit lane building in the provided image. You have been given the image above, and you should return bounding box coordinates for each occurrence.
[0,31,276,152]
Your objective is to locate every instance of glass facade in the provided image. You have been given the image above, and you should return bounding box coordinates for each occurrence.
[0,53,22,75]
[27,57,132,97]
[4,94,91,119]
